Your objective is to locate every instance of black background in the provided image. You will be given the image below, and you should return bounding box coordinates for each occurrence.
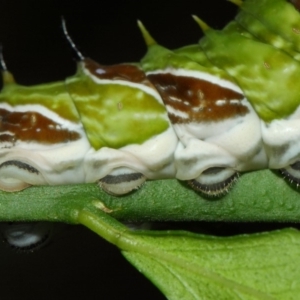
[0,0,237,85]
[0,1,252,299]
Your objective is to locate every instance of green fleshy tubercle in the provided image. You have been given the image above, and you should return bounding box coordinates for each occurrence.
[173,44,237,82]
[2,70,16,85]
[240,0,300,53]
[138,21,175,72]
[173,44,209,65]
[191,15,210,32]
[137,20,157,46]
[139,20,235,82]
[235,10,300,61]
[66,64,169,150]
[0,72,80,122]
[179,18,249,64]
[200,28,300,122]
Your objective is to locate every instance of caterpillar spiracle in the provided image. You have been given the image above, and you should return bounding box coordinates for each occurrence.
[1,0,300,248]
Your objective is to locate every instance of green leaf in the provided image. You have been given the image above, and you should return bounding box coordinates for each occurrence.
[123,230,300,300]
[1,169,300,299]
[77,208,300,300]
[0,168,297,300]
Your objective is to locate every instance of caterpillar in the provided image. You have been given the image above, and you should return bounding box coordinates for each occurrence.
[1,0,300,211]
[2,0,300,203]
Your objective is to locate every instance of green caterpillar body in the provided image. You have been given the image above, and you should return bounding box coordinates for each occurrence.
[0,0,299,202]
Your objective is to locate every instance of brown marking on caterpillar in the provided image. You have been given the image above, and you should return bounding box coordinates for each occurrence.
[84,58,147,83]
[0,133,16,145]
[84,58,158,91]
[0,109,80,144]
[147,73,248,123]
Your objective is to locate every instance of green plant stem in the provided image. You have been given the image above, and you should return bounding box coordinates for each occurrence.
[0,169,299,223]
[76,207,130,248]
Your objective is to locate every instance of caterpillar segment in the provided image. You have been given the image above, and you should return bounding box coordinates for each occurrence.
[62,18,177,195]
[0,66,90,192]
[198,2,300,181]
[138,21,266,196]
[66,57,178,195]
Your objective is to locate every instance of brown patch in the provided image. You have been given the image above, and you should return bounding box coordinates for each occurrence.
[0,109,80,145]
[84,58,150,84]
[0,133,15,144]
[147,73,248,123]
